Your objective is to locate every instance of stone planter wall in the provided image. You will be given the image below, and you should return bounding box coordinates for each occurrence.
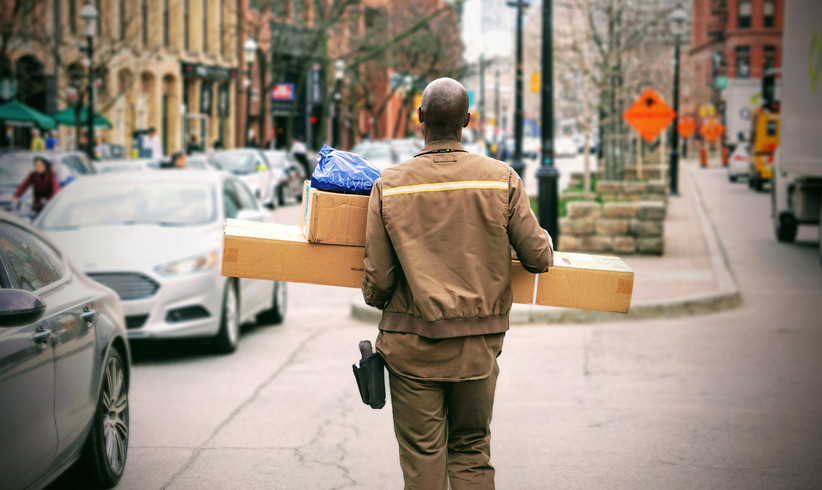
[559,180,667,255]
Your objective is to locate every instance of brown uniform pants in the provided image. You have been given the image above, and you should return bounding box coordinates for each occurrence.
[387,362,499,490]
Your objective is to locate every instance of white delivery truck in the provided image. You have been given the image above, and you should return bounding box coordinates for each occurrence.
[723,78,761,146]
[771,0,822,260]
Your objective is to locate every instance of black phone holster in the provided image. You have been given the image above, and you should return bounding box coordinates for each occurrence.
[352,352,386,409]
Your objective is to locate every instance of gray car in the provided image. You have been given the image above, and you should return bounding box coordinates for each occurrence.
[35,170,286,353]
[0,210,131,489]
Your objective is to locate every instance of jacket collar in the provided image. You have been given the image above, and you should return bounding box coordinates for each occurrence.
[416,139,466,156]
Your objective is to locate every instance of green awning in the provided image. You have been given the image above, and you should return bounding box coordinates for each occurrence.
[52,107,112,129]
[0,100,56,130]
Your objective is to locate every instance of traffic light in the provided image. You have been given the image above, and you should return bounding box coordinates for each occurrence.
[762,69,779,112]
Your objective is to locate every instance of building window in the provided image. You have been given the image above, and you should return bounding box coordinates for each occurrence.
[273,0,287,17]
[69,0,77,35]
[735,46,751,78]
[737,1,751,29]
[763,1,776,28]
[184,0,190,50]
[142,0,148,45]
[203,0,208,53]
[763,45,777,72]
[120,0,126,41]
[219,0,224,56]
[163,0,170,46]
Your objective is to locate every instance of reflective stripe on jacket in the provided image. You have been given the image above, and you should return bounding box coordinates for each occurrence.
[362,140,554,339]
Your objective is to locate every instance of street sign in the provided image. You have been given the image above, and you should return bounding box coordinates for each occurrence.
[699,117,725,143]
[623,88,676,143]
[271,83,295,102]
[530,72,540,93]
[715,75,729,90]
[678,116,697,138]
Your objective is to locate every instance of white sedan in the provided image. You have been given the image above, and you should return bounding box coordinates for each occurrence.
[727,144,749,182]
[34,170,287,354]
[209,149,276,208]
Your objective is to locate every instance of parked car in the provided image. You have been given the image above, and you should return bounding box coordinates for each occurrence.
[356,140,398,170]
[93,158,160,174]
[209,149,276,207]
[555,137,579,158]
[0,210,131,489]
[0,151,96,219]
[34,171,287,353]
[728,143,750,183]
[263,150,306,207]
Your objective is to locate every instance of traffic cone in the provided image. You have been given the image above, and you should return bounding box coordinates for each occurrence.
[699,146,708,168]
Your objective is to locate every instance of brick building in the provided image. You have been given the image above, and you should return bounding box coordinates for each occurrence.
[687,0,783,119]
[0,0,241,154]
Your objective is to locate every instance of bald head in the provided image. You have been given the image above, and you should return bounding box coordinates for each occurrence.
[419,78,470,141]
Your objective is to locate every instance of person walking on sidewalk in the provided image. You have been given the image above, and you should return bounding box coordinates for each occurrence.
[362,77,554,489]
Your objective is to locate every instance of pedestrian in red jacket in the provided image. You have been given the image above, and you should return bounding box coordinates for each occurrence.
[12,156,60,215]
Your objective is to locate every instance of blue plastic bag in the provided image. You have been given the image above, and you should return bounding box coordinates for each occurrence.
[310,144,381,195]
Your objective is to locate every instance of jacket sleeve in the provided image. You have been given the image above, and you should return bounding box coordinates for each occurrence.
[13,173,32,199]
[507,168,554,273]
[51,171,61,196]
[362,179,399,309]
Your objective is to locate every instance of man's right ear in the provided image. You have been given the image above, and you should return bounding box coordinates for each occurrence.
[417,107,424,124]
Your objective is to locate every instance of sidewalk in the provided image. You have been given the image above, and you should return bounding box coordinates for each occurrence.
[351,157,740,324]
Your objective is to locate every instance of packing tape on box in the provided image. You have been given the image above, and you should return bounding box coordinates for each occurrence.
[532,273,539,305]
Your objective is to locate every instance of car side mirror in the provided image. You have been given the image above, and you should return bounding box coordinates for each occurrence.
[0,289,47,327]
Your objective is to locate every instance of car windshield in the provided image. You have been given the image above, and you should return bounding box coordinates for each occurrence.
[0,156,35,187]
[38,180,216,230]
[211,152,256,174]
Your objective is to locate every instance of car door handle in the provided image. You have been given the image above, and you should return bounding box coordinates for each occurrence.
[33,327,52,344]
[81,308,97,322]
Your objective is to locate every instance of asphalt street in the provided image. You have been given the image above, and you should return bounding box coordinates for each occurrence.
[48,157,822,489]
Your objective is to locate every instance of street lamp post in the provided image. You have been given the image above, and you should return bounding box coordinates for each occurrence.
[333,59,345,148]
[669,5,687,196]
[243,37,257,147]
[536,0,560,244]
[506,0,527,183]
[80,1,98,161]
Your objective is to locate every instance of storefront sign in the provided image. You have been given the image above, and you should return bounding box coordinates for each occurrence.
[271,83,295,102]
[181,62,237,81]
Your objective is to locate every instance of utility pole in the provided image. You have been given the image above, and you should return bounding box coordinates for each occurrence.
[506,0,527,182]
[536,0,560,245]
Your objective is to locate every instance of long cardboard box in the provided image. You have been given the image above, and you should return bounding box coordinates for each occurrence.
[300,182,370,246]
[222,219,634,313]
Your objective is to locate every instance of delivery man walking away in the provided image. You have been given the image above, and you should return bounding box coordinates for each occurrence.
[362,77,554,489]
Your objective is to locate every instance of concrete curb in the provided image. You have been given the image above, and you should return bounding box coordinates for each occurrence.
[350,163,741,325]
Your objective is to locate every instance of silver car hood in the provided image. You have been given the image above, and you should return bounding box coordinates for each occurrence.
[45,224,222,273]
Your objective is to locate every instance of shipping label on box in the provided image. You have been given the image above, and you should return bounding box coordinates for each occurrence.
[300,182,370,247]
[222,220,634,313]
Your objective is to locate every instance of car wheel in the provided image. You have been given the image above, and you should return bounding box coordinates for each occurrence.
[729,174,737,183]
[277,184,287,206]
[81,348,129,488]
[213,281,240,354]
[257,282,287,325]
[774,212,798,243]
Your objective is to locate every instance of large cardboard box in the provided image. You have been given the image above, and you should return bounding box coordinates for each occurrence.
[299,182,370,246]
[222,220,634,313]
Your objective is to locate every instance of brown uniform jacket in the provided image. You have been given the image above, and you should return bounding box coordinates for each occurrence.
[362,139,554,339]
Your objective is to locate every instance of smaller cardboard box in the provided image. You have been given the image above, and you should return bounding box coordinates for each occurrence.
[300,182,370,247]
[222,220,634,313]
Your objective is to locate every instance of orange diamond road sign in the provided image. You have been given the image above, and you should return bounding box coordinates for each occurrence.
[678,116,696,138]
[699,117,725,143]
[623,88,676,143]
